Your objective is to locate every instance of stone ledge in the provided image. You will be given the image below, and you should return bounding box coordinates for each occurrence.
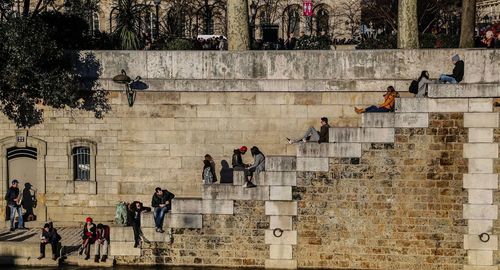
[233,171,297,186]
[330,128,394,143]
[265,259,297,269]
[165,214,202,229]
[171,198,202,214]
[296,143,361,158]
[296,157,329,172]
[267,156,297,172]
[428,84,500,98]
[202,199,234,215]
[395,98,469,113]
[464,113,499,128]
[270,186,292,200]
[202,184,269,200]
[110,226,135,242]
[110,242,140,256]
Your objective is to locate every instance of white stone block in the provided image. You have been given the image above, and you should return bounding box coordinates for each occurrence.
[468,250,494,266]
[330,128,394,143]
[296,143,329,157]
[463,204,498,220]
[140,212,156,228]
[428,99,469,112]
[141,227,173,242]
[270,186,292,200]
[463,144,498,159]
[464,113,499,128]
[428,84,500,98]
[265,201,297,216]
[110,226,135,241]
[394,113,429,128]
[202,185,269,200]
[469,99,493,112]
[468,220,494,235]
[468,190,493,204]
[464,265,498,270]
[110,242,140,256]
[265,259,297,269]
[296,157,329,172]
[468,128,494,143]
[165,214,202,228]
[267,156,297,171]
[362,113,394,127]
[233,171,246,186]
[262,172,297,186]
[270,216,293,230]
[464,234,498,250]
[328,143,362,158]
[463,174,498,189]
[265,230,297,245]
[270,245,293,260]
[469,159,494,174]
[395,98,428,113]
[202,199,233,215]
[171,198,202,214]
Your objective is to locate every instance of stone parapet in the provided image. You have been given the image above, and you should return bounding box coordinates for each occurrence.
[428,84,500,98]
[202,184,270,200]
[329,127,395,143]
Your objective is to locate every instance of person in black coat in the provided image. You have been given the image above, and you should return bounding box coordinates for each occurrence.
[151,188,175,233]
[129,201,150,247]
[21,183,36,221]
[37,222,61,260]
[439,54,464,84]
[232,146,248,171]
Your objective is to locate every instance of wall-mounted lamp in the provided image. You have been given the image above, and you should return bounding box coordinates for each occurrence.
[112,69,141,107]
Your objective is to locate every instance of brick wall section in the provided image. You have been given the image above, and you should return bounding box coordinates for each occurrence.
[294,113,467,270]
[114,201,268,267]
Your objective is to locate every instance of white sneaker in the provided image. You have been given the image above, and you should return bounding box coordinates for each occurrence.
[243,182,247,188]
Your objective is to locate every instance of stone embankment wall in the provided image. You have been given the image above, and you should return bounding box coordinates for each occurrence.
[0,50,498,269]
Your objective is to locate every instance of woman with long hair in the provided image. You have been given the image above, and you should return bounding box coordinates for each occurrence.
[416,70,433,98]
[355,86,398,114]
[244,146,266,188]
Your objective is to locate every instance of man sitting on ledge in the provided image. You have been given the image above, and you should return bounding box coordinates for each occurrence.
[151,187,175,233]
[438,54,464,84]
[287,117,330,144]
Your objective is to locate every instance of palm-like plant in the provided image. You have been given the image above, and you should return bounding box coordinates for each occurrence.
[112,0,147,49]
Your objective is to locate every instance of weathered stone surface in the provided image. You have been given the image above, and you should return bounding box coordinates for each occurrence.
[171,198,202,214]
[296,143,329,158]
[265,230,297,245]
[165,214,202,229]
[262,172,297,186]
[463,204,498,220]
[202,184,270,200]
[395,98,470,112]
[329,128,394,143]
[265,259,297,269]
[110,242,140,256]
[468,220,494,235]
[464,234,498,250]
[269,245,293,260]
[110,226,135,242]
[266,156,297,172]
[270,186,292,200]
[296,157,329,172]
[394,113,429,127]
[463,174,498,189]
[361,113,395,127]
[265,201,297,216]
[468,189,493,204]
[468,128,494,143]
[463,143,499,159]
[328,143,362,158]
[463,265,498,270]
[469,159,494,174]
[468,250,494,266]
[468,99,493,112]
[428,84,500,98]
[141,227,173,242]
[201,199,234,214]
[270,216,293,230]
[464,113,499,128]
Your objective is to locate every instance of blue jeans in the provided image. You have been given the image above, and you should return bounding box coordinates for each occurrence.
[153,207,168,229]
[365,106,391,113]
[9,205,23,229]
[439,74,458,84]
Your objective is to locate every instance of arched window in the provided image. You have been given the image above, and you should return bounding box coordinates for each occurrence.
[72,147,91,181]
[316,7,329,35]
[283,5,301,38]
[68,139,97,194]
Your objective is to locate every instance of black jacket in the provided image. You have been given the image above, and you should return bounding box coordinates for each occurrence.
[81,223,96,241]
[318,124,330,143]
[42,228,61,243]
[449,60,464,82]
[232,150,245,168]
[151,190,175,210]
[4,187,19,206]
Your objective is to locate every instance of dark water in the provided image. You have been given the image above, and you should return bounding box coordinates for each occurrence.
[11,267,245,270]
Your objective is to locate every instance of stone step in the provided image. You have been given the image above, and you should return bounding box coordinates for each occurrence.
[109,241,140,256]
[330,127,394,143]
[428,83,499,98]
[296,143,361,158]
[296,157,329,172]
[0,256,59,267]
[395,97,492,113]
[361,113,429,128]
[171,198,202,214]
[265,259,297,269]
[140,212,202,229]
[202,184,269,201]
[109,226,135,242]
[233,171,296,186]
[65,254,114,267]
[266,156,296,172]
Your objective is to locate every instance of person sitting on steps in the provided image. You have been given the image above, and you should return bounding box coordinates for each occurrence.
[438,54,464,84]
[78,217,96,260]
[415,70,434,98]
[355,86,398,114]
[244,146,265,188]
[94,223,110,263]
[151,187,175,233]
[232,146,248,171]
[37,222,61,260]
[287,117,330,144]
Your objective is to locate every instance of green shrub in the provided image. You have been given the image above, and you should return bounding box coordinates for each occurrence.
[162,38,195,50]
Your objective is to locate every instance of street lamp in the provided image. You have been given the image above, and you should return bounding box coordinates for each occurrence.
[154,0,161,41]
[112,70,141,107]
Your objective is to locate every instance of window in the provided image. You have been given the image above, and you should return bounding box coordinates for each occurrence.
[72,147,91,181]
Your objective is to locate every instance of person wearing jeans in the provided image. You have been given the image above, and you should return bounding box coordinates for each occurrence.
[287,117,330,144]
[151,187,175,233]
[5,179,24,231]
[94,224,109,263]
[439,54,464,84]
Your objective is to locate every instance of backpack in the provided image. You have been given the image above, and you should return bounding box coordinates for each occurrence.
[409,80,419,94]
[115,202,129,226]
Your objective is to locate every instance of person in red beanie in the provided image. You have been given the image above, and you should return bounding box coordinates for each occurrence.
[78,217,96,260]
[232,146,248,171]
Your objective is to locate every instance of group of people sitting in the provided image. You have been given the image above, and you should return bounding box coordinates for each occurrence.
[77,217,110,262]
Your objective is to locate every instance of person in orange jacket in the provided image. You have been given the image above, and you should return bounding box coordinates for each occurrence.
[355,86,398,114]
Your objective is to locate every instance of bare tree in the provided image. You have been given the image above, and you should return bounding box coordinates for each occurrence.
[338,0,362,39]
[459,0,476,47]
[397,0,419,48]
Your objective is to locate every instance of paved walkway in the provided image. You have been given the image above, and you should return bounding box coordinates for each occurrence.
[0,227,81,247]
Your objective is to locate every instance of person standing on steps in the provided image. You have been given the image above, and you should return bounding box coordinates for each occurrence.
[4,179,25,231]
[151,187,175,233]
[129,201,150,248]
[79,217,96,260]
[94,223,110,263]
[287,117,330,144]
[37,222,61,261]
[438,54,464,84]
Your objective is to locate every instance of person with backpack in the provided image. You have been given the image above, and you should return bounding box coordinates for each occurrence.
[355,86,399,114]
[202,159,216,184]
[414,70,433,98]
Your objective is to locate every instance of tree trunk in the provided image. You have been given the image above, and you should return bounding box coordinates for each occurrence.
[227,0,250,51]
[22,0,30,17]
[459,0,476,48]
[397,0,419,48]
